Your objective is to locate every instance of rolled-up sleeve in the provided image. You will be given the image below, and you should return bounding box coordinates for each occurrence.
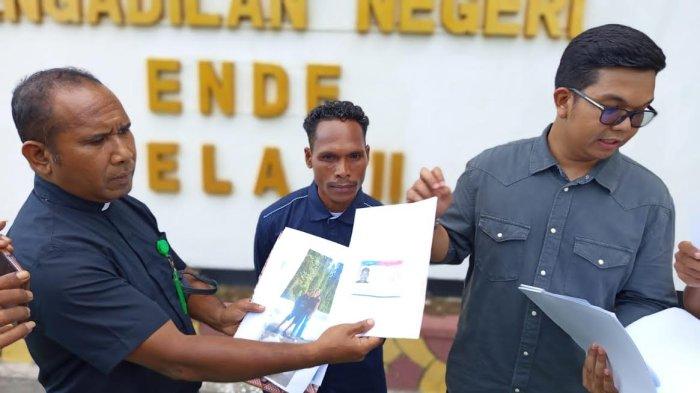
[439,165,478,264]
[615,203,678,326]
[32,244,170,374]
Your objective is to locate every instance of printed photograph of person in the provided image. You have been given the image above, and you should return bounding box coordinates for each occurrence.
[352,260,403,298]
[256,249,344,391]
[356,267,370,284]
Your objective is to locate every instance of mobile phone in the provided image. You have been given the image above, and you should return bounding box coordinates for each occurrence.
[0,250,29,289]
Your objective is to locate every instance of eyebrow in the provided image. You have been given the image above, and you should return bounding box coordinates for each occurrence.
[118,122,131,132]
[598,93,655,109]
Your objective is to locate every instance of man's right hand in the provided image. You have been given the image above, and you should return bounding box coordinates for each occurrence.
[312,319,382,364]
[406,167,453,218]
[582,344,618,393]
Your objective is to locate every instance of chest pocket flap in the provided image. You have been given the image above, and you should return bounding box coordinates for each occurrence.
[573,237,632,269]
[478,214,530,242]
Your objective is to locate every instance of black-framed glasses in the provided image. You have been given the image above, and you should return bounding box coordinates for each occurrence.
[569,88,658,128]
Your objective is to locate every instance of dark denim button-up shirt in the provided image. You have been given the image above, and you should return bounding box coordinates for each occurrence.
[440,127,677,393]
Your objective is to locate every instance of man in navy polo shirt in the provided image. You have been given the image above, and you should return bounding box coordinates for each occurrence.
[254,101,387,393]
[7,68,381,393]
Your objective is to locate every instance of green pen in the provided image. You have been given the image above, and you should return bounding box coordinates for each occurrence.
[156,238,189,315]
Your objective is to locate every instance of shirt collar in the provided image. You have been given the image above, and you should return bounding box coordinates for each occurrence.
[33,175,111,213]
[307,182,368,225]
[529,124,623,193]
[529,125,559,175]
[592,152,622,193]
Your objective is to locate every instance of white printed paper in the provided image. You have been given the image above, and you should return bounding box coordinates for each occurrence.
[519,285,700,393]
[235,198,437,392]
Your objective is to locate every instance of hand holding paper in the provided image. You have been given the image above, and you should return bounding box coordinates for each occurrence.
[582,344,618,393]
[312,319,382,364]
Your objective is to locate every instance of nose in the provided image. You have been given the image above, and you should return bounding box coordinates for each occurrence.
[111,135,135,165]
[335,158,349,178]
[611,115,635,133]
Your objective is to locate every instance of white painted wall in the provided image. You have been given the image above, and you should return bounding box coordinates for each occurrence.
[0,1,697,286]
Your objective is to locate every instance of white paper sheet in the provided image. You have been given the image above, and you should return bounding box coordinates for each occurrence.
[626,307,700,393]
[519,285,656,393]
[235,228,349,393]
[235,198,437,391]
[333,197,437,338]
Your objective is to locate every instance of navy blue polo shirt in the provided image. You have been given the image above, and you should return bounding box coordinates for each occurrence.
[9,176,200,393]
[254,183,387,393]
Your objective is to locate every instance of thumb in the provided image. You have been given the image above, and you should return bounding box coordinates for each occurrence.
[234,299,266,313]
[0,220,6,231]
[348,319,375,335]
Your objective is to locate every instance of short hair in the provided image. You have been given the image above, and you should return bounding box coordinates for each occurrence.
[11,67,102,145]
[555,24,666,90]
[303,101,369,147]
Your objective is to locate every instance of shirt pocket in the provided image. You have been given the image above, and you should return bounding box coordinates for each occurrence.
[566,236,634,303]
[475,214,530,282]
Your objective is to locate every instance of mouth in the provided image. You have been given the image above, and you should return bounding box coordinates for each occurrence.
[597,138,622,150]
[328,183,358,193]
[109,169,134,185]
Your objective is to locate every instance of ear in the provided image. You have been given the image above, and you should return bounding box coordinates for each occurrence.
[304,147,312,168]
[553,87,574,119]
[365,145,370,160]
[21,141,55,177]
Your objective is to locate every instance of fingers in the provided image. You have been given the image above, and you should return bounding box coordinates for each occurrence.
[674,247,700,286]
[678,241,700,259]
[0,220,5,231]
[0,271,31,291]
[419,167,443,190]
[348,319,375,336]
[234,298,265,314]
[0,235,12,251]
[603,368,617,393]
[593,347,608,392]
[407,167,450,203]
[0,306,31,326]
[431,167,445,184]
[0,321,35,348]
[583,344,596,386]
[357,336,383,352]
[412,177,434,199]
[0,288,33,307]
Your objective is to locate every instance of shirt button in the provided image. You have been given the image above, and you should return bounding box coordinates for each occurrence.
[550,228,557,234]
[515,389,521,393]
[598,259,605,266]
[523,351,529,356]
[497,233,503,238]
[585,175,590,179]
[564,187,569,192]
[531,310,537,316]
[540,270,546,276]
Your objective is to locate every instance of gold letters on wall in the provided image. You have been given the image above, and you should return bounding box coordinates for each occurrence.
[1,1,583,38]
[357,0,585,38]
[0,0,308,30]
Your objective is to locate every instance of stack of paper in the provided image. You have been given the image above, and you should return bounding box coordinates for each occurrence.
[519,285,699,393]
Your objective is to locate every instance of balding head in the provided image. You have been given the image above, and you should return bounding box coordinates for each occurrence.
[11,67,102,147]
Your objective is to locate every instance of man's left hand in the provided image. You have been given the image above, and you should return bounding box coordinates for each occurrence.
[675,241,700,287]
[582,344,618,393]
[214,298,265,336]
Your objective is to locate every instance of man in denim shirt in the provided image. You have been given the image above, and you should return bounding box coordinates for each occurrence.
[407,25,677,393]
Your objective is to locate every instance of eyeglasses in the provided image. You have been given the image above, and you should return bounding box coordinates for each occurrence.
[568,88,658,128]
